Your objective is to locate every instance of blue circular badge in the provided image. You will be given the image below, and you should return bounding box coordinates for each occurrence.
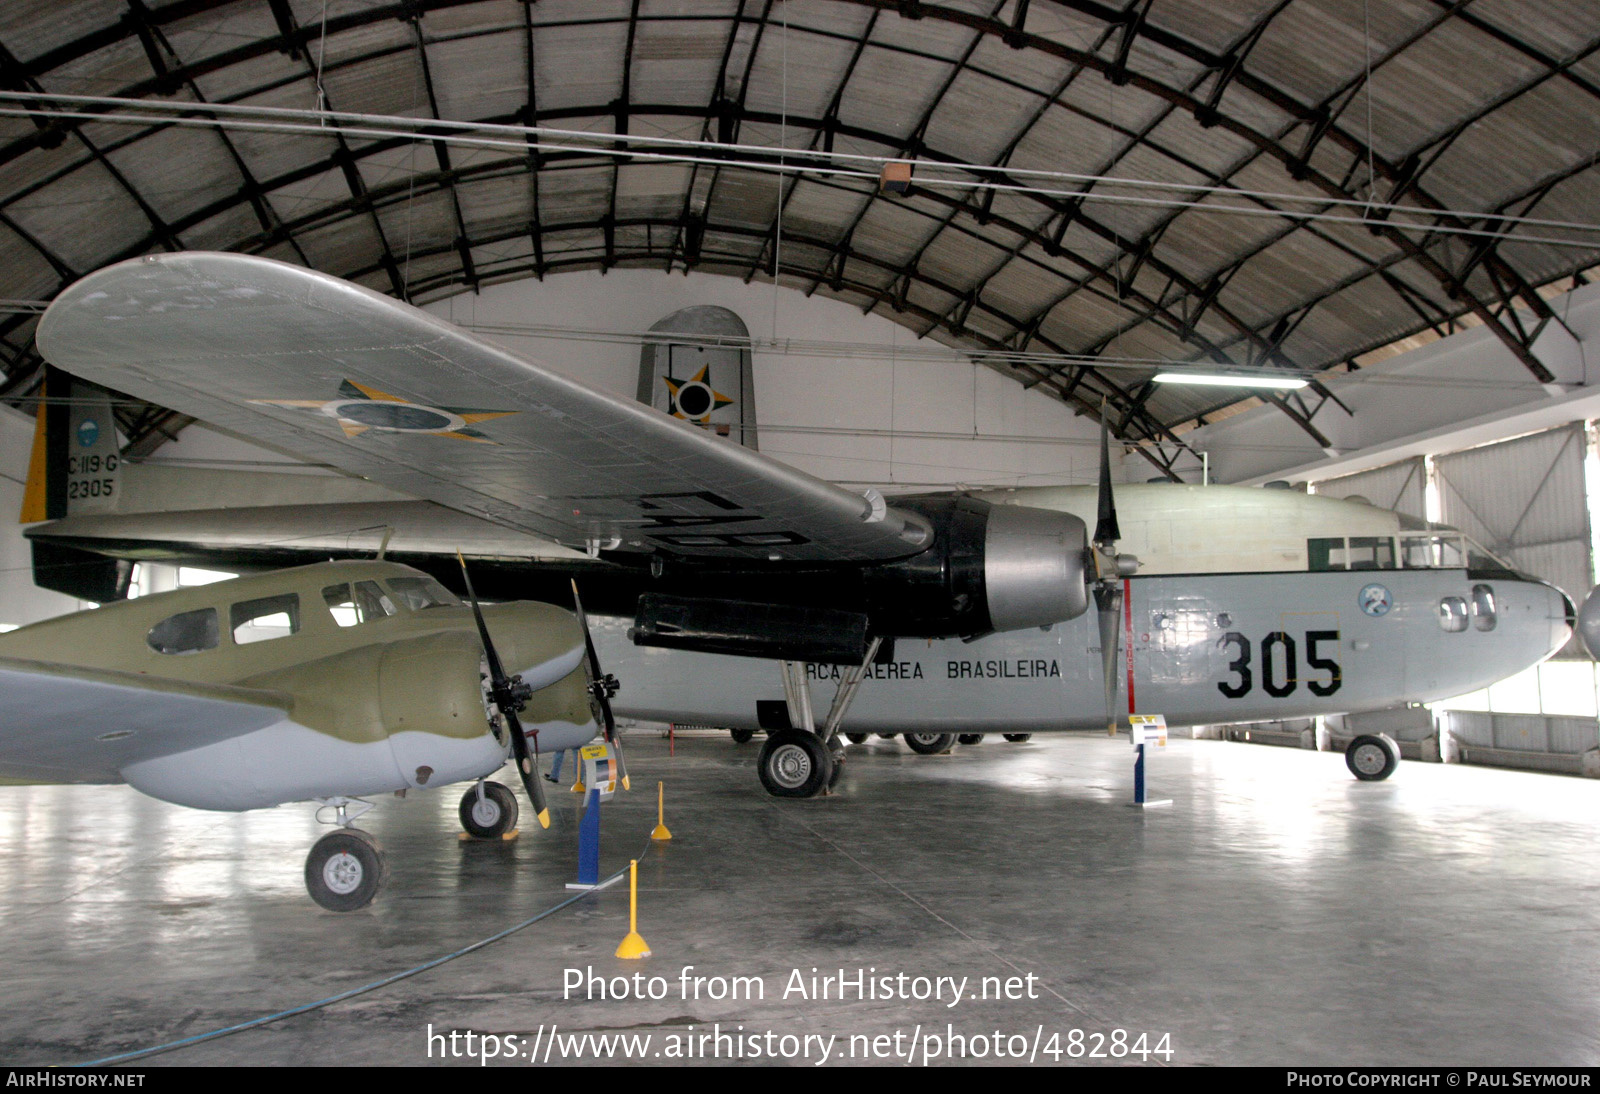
[76,418,99,448]
[1358,583,1393,617]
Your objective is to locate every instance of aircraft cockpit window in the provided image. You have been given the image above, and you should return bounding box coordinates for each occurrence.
[231,594,301,645]
[1471,584,1497,632]
[147,607,219,655]
[1438,596,1469,633]
[385,576,460,612]
[321,582,396,627]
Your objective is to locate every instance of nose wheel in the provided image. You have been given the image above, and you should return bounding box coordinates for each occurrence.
[1345,734,1400,781]
[305,828,387,911]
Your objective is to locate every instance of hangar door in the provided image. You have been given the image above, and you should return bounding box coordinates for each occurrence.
[1434,423,1592,658]
[1312,457,1427,522]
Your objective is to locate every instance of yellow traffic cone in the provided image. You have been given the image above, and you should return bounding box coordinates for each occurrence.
[615,859,651,959]
[651,781,672,841]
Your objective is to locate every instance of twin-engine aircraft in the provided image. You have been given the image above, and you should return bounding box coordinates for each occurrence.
[0,559,616,909]
[13,252,1582,811]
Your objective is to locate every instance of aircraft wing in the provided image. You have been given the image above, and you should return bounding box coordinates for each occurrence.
[0,657,292,783]
[35,252,930,564]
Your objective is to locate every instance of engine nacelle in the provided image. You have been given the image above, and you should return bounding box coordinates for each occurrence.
[863,496,1088,637]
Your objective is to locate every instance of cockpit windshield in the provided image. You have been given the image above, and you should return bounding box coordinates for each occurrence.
[1308,531,1513,573]
[384,576,461,611]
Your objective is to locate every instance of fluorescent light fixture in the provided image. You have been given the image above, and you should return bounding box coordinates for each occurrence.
[1152,371,1308,390]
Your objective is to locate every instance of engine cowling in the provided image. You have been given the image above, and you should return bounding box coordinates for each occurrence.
[861,495,1089,637]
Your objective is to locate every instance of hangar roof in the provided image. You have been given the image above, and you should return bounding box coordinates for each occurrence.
[0,0,1596,474]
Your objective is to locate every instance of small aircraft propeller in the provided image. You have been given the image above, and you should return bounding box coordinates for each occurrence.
[456,552,550,829]
[570,579,627,791]
[1090,407,1137,736]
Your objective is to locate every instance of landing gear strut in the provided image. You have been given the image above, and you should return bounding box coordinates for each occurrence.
[761,638,883,798]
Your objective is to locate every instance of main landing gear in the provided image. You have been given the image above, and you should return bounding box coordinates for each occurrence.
[904,732,956,754]
[1345,734,1401,781]
[459,780,519,839]
[305,798,388,911]
[759,640,881,799]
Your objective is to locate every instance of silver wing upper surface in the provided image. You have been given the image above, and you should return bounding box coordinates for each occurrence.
[36,252,930,564]
[0,658,291,783]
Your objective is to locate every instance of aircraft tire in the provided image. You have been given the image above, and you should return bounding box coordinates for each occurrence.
[904,732,956,755]
[458,781,519,839]
[1345,734,1400,781]
[1003,734,1033,743]
[876,733,897,740]
[305,828,387,912]
[957,733,985,745]
[730,728,755,744]
[845,733,869,744]
[757,729,833,798]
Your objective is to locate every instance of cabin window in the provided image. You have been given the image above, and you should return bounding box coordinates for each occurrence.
[231,593,300,645]
[1308,537,1397,571]
[147,607,219,655]
[1438,596,1469,633]
[1471,584,1497,632]
[385,576,460,612]
[322,581,396,627]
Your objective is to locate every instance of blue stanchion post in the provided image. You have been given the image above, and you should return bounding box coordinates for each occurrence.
[1134,741,1146,805]
[576,784,601,886]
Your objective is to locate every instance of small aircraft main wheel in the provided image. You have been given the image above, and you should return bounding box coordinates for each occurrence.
[904,732,956,755]
[305,829,387,912]
[730,728,755,744]
[845,733,869,744]
[458,781,519,839]
[1003,733,1033,743]
[957,733,985,745]
[757,729,834,798]
[876,733,897,740]
[1345,734,1400,782]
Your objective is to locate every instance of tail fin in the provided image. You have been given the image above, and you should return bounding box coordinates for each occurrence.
[19,367,120,524]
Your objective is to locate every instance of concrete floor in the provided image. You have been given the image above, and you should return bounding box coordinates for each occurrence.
[3,731,1599,1067]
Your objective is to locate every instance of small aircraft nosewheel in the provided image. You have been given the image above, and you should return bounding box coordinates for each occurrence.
[730,728,755,744]
[957,733,985,745]
[1003,733,1033,743]
[845,733,869,744]
[305,828,388,911]
[459,781,519,839]
[904,732,956,755]
[875,733,897,740]
[757,729,833,798]
[1345,733,1400,782]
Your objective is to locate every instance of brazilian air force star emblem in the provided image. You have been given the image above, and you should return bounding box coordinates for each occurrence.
[663,365,734,423]
[250,380,516,443]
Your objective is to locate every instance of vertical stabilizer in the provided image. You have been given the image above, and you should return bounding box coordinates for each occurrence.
[636,306,758,449]
[18,367,120,524]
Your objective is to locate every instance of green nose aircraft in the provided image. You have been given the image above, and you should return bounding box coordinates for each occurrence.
[0,559,612,910]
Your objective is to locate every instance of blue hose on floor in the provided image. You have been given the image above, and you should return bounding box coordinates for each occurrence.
[76,855,637,1067]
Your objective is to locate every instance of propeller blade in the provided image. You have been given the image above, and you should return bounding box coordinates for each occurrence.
[504,708,551,829]
[1094,408,1120,548]
[571,579,628,791]
[457,552,549,827]
[1096,582,1124,736]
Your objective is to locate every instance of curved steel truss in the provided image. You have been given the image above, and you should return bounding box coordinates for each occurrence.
[0,0,1596,470]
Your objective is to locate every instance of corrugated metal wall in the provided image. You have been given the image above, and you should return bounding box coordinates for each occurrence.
[1311,456,1427,520]
[1434,423,1592,657]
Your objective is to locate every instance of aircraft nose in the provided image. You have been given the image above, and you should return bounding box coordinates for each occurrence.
[1577,585,1600,660]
